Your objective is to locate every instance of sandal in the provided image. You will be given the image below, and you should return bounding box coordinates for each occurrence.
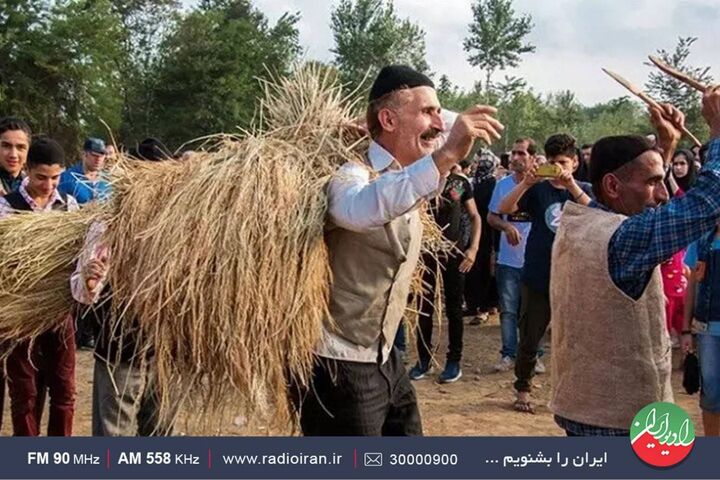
[469,312,489,326]
[513,399,535,414]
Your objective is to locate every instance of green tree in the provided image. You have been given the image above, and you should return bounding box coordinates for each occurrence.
[112,0,181,146]
[149,0,301,147]
[330,0,428,95]
[437,75,463,110]
[576,97,650,145]
[463,0,535,100]
[0,1,49,115]
[0,0,125,158]
[497,89,548,151]
[544,90,583,135]
[494,75,527,103]
[645,36,713,144]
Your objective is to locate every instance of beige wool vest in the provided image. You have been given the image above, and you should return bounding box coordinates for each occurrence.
[324,200,423,350]
[549,202,673,430]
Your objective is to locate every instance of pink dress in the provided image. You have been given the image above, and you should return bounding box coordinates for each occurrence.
[661,250,688,335]
[661,188,687,335]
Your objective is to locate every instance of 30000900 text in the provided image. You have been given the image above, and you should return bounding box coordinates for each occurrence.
[389,453,458,466]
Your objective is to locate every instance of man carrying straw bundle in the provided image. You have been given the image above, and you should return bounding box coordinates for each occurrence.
[550,87,720,436]
[69,150,176,436]
[70,223,172,437]
[0,137,78,436]
[294,65,504,436]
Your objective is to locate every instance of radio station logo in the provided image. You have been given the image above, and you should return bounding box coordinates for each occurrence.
[630,402,695,467]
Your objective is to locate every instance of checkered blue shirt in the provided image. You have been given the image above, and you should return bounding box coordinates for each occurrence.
[557,140,720,435]
[554,415,630,436]
[608,138,720,300]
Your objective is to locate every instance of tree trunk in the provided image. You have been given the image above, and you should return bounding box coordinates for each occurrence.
[485,70,493,104]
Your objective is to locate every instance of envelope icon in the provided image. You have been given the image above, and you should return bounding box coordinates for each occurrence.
[364,452,383,467]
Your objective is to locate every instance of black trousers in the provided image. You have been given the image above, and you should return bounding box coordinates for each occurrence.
[293,348,423,436]
[416,253,465,366]
[514,284,551,393]
[75,306,98,347]
[464,223,497,313]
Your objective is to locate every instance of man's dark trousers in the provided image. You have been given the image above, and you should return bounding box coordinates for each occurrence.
[416,253,466,367]
[295,348,423,436]
[514,284,550,392]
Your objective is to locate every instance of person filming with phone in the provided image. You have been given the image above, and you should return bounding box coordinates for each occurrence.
[496,133,592,414]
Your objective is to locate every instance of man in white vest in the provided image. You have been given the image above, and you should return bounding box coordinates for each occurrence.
[294,65,504,435]
[550,86,720,436]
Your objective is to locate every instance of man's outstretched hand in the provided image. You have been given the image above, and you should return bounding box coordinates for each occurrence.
[433,105,504,174]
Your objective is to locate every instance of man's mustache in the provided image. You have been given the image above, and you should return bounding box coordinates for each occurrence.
[420,128,442,141]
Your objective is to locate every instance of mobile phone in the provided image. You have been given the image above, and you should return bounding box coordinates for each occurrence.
[536,163,562,178]
[692,319,708,334]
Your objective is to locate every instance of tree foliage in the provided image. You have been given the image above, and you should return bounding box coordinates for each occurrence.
[0,1,712,157]
[463,0,535,98]
[435,76,652,152]
[0,0,301,153]
[0,0,125,158]
[148,0,301,147]
[330,0,428,96]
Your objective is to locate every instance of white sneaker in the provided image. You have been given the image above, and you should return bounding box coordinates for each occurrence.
[534,358,547,374]
[494,356,515,372]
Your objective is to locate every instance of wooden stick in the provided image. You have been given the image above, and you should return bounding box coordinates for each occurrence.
[648,55,708,93]
[602,68,702,147]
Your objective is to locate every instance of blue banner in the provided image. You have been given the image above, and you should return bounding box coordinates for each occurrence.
[0,437,716,479]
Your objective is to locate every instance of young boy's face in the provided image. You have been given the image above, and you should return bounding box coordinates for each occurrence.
[549,154,579,175]
[0,129,30,176]
[27,164,63,198]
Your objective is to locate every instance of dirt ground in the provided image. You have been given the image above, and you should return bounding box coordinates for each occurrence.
[0,313,703,436]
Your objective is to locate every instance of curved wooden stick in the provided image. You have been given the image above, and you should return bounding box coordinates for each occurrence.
[648,55,708,93]
[602,68,702,147]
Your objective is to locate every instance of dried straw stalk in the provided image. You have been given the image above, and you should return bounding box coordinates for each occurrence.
[261,64,452,325]
[0,208,100,348]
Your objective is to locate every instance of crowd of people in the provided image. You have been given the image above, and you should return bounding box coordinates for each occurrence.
[1,64,720,437]
[0,125,175,436]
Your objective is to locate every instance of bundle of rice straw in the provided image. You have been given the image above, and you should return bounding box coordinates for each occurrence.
[0,207,100,349]
[103,64,452,432]
[405,207,456,332]
[104,135,331,431]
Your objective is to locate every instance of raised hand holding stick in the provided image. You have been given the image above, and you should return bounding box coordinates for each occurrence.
[603,68,702,147]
